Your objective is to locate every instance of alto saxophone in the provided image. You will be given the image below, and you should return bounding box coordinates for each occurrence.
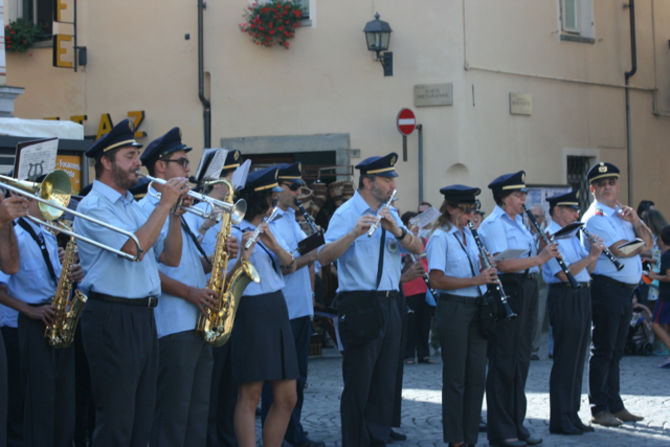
[45,225,88,349]
[196,179,260,346]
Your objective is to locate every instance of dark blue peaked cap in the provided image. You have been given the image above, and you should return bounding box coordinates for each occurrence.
[85,119,142,158]
[277,162,305,185]
[439,184,481,204]
[222,150,242,171]
[355,152,399,177]
[586,161,620,184]
[140,127,191,167]
[546,190,580,209]
[244,167,280,192]
[488,170,527,194]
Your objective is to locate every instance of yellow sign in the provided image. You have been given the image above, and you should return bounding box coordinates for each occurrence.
[56,155,82,194]
[53,35,73,68]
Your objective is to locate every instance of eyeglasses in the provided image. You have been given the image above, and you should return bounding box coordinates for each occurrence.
[282,182,301,191]
[511,191,528,198]
[162,157,190,168]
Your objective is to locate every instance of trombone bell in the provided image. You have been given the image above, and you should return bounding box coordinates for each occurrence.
[0,170,72,221]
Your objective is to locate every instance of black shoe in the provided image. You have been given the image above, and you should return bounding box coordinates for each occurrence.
[520,434,542,445]
[389,429,407,441]
[491,440,526,447]
[549,425,582,435]
[570,414,594,432]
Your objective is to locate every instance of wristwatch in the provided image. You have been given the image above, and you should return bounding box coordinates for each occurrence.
[397,227,407,241]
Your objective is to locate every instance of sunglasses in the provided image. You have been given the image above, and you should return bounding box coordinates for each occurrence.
[162,157,190,168]
[457,204,477,213]
[282,182,301,191]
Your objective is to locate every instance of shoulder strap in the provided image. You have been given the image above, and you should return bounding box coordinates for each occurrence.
[16,218,58,283]
[180,217,212,268]
[452,230,482,297]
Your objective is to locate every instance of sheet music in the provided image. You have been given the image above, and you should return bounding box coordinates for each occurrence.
[15,138,59,180]
[409,206,440,228]
[232,159,251,190]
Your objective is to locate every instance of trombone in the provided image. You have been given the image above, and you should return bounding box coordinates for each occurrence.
[137,172,246,225]
[0,171,143,262]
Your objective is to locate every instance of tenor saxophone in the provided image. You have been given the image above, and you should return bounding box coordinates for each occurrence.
[45,227,88,349]
[196,179,260,346]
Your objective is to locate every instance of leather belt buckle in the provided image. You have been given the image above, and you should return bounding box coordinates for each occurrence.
[147,296,158,308]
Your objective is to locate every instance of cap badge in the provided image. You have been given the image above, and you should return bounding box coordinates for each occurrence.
[233,151,240,160]
[598,164,607,173]
[521,172,526,183]
[390,155,397,165]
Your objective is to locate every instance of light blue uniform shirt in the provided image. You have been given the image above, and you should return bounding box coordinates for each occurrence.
[0,266,16,328]
[478,205,539,274]
[581,200,642,284]
[322,191,407,292]
[542,220,591,284]
[74,180,162,298]
[426,225,486,298]
[229,220,286,296]
[138,187,207,338]
[0,219,60,305]
[269,207,313,319]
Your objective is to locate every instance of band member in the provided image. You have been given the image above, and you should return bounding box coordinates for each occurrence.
[582,162,653,426]
[0,193,27,447]
[261,162,324,447]
[542,191,603,434]
[185,149,244,447]
[73,119,189,446]
[0,194,28,274]
[318,153,422,447]
[426,185,498,447]
[138,127,218,446]
[478,171,558,447]
[0,191,83,446]
[227,167,298,447]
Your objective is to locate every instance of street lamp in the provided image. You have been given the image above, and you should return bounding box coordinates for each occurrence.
[363,13,393,76]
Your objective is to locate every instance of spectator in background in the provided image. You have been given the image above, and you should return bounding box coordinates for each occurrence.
[647,225,670,368]
[471,210,485,229]
[637,200,655,221]
[400,211,434,365]
[417,202,433,240]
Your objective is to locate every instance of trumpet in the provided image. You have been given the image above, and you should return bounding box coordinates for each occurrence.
[367,189,398,237]
[137,172,246,225]
[581,227,624,271]
[467,222,517,320]
[244,205,280,250]
[0,171,143,261]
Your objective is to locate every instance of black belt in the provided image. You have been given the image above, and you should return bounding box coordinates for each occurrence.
[499,272,538,281]
[551,281,591,288]
[591,274,637,289]
[437,293,477,304]
[27,300,51,307]
[374,290,399,298]
[89,291,159,308]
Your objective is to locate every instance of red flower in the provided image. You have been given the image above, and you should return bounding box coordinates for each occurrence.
[260,7,269,14]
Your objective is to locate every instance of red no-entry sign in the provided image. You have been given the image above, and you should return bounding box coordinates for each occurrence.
[396,108,416,136]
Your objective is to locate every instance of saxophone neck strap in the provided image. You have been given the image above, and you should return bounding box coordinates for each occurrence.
[180,217,212,269]
[16,217,58,283]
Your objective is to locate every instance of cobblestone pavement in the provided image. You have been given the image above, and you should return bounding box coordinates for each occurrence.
[294,349,670,447]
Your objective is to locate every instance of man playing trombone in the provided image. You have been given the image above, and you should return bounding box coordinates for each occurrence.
[74,119,189,446]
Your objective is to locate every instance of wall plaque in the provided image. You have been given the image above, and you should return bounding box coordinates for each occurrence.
[509,93,533,115]
[414,83,453,107]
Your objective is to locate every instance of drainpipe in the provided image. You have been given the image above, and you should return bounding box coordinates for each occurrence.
[198,0,212,148]
[624,0,637,203]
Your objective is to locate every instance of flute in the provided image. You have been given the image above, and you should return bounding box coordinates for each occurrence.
[367,189,398,237]
[523,205,581,289]
[244,205,280,249]
[581,227,624,271]
[467,222,517,320]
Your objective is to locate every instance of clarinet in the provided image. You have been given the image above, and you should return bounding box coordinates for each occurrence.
[467,222,517,320]
[294,198,319,234]
[523,205,581,289]
[367,189,398,237]
[581,227,624,271]
[408,253,438,298]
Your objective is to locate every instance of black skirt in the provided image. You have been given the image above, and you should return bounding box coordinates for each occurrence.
[230,290,299,384]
